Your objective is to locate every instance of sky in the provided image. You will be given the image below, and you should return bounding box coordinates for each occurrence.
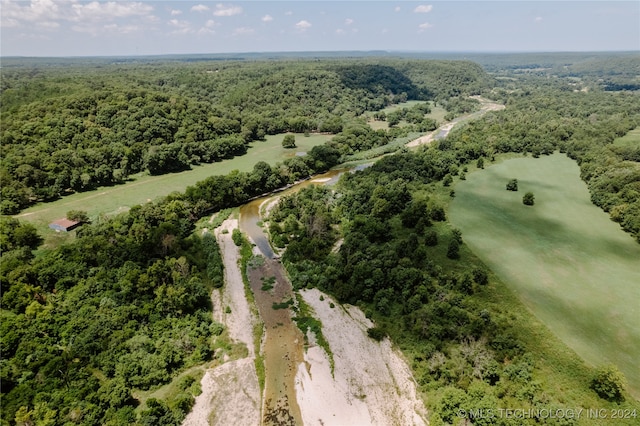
[1,1,638,57]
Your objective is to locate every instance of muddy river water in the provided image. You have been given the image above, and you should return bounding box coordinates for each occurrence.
[239,168,346,425]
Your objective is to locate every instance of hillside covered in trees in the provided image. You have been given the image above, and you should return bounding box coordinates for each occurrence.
[0,59,489,214]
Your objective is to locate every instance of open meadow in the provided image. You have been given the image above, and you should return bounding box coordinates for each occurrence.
[449,153,640,398]
[614,128,640,147]
[366,101,449,130]
[15,133,330,247]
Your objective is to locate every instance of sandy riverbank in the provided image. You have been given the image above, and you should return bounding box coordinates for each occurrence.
[183,219,261,426]
[186,217,428,425]
[295,288,428,426]
[407,97,504,148]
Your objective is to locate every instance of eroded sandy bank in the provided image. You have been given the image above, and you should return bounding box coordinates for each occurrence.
[295,288,428,426]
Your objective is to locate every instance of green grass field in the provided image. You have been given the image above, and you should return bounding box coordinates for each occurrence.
[366,101,448,131]
[613,128,640,146]
[449,153,640,398]
[15,133,331,247]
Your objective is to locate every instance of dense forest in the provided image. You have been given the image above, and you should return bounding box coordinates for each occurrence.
[0,59,488,214]
[1,54,639,425]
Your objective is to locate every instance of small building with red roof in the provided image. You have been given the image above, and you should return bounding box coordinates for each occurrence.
[49,218,81,232]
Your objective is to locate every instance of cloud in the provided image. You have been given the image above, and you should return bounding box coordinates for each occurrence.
[170,9,182,16]
[295,20,312,31]
[336,28,345,35]
[1,0,60,22]
[232,27,255,36]
[168,18,192,35]
[36,21,60,30]
[72,21,143,36]
[345,18,354,25]
[262,14,273,22]
[191,4,209,13]
[1,0,156,32]
[394,6,401,12]
[1,17,20,28]
[285,11,293,16]
[534,16,543,23]
[213,4,242,17]
[1,0,60,28]
[198,19,216,35]
[70,2,154,23]
[414,5,433,13]
[418,22,432,32]
[103,23,140,34]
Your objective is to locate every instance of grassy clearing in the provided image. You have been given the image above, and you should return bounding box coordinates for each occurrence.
[449,153,640,398]
[133,365,205,413]
[365,101,448,131]
[613,127,640,146]
[15,133,331,248]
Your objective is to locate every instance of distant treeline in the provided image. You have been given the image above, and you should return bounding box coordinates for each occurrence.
[0,58,490,213]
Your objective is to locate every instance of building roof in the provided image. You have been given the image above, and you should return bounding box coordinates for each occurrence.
[49,218,80,231]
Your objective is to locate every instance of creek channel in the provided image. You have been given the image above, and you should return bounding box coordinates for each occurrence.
[234,100,499,424]
[238,167,350,425]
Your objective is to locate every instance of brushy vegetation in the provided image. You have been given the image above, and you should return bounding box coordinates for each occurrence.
[293,294,335,375]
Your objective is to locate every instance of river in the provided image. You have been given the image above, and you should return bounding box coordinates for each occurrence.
[238,168,347,425]
[235,99,503,424]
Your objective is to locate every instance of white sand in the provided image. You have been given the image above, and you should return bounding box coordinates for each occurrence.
[407,97,504,148]
[213,219,256,356]
[182,358,260,426]
[295,288,428,426]
[183,219,260,426]
[187,220,429,425]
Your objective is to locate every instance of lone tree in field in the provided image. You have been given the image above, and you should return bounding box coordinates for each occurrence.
[591,364,626,401]
[523,192,535,206]
[447,239,460,259]
[506,178,518,191]
[282,134,296,149]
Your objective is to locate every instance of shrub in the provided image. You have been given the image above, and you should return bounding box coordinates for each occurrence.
[67,209,90,223]
[447,239,460,259]
[591,364,626,401]
[232,228,243,246]
[282,134,296,149]
[425,230,438,246]
[367,327,387,341]
[506,179,518,191]
[523,192,535,206]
